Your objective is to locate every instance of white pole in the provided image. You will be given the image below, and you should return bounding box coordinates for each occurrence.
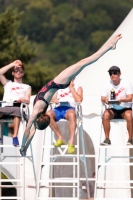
[76,105,80,200]
[0,123,2,198]
[22,157,25,200]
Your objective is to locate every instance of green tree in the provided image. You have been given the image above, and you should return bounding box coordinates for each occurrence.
[25,62,55,95]
[0,6,37,98]
[0,0,133,97]
[11,0,132,67]
[0,6,36,66]
[15,0,53,43]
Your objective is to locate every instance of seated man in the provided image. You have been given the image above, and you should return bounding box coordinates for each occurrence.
[47,79,83,153]
[101,66,133,145]
[0,60,31,146]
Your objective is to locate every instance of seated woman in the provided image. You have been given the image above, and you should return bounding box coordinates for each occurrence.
[19,34,122,156]
[47,78,83,154]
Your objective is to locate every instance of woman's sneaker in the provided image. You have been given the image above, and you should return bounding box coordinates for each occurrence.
[53,139,65,147]
[100,138,111,146]
[67,143,75,154]
[127,139,133,145]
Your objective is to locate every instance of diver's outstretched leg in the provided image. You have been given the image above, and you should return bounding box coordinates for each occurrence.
[54,34,122,84]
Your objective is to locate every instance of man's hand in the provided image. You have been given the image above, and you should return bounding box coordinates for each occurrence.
[117,99,122,104]
[105,98,109,104]
[16,98,26,103]
[101,96,108,104]
[12,60,22,68]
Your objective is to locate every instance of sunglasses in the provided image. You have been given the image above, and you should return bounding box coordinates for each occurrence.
[13,69,24,74]
[109,71,119,76]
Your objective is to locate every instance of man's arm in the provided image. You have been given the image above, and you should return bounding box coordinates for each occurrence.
[101,96,109,104]
[101,83,109,104]
[119,82,133,103]
[101,94,133,104]
[0,60,22,85]
[0,75,8,86]
[118,94,133,103]
[16,87,32,104]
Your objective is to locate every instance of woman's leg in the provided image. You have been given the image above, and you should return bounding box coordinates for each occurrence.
[54,34,122,84]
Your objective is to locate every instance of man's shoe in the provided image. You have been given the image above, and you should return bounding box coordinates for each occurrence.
[127,139,133,145]
[67,143,75,154]
[100,138,111,146]
[53,139,65,147]
[13,137,19,146]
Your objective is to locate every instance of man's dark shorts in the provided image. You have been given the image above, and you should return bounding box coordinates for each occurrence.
[108,108,132,119]
[0,106,21,117]
[0,103,23,118]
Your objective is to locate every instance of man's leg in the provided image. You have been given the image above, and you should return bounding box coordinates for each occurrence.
[12,116,21,146]
[101,109,114,145]
[47,110,65,144]
[122,110,133,143]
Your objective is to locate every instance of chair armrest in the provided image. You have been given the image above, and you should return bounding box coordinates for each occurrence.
[49,102,56,109]
[20,103,30,122]
[75,102,82,122]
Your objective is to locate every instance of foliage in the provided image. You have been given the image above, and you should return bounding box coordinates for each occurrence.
[0,0,133,98]
[11,0,133,67]
[24,62,55,95]
[0,6,36,66]
[0,6,36,98]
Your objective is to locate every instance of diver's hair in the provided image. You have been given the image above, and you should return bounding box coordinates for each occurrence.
[36,113,50,130]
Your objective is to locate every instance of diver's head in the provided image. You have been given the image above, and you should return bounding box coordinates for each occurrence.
[36,113,50,130]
